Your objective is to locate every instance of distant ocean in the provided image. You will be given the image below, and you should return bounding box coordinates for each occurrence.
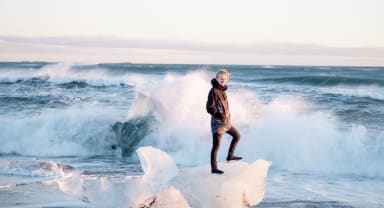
[0,62,383,207]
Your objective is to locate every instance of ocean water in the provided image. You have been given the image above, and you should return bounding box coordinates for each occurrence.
[0,62,383,207]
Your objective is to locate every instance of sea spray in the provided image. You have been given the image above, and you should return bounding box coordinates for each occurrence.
[0,104,118,156]
[129,71,383,176]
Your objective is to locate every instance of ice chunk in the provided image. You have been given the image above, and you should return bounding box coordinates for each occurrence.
[219,160,271,207]
[152,186,190,208]
[54,146,270,208]
[171,160,271,208]
[136,146,178,184]
[135,146,271,207]
[119,146,181,207]
[56,171,84,197]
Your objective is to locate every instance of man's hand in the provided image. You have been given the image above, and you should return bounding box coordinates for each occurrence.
[214,111,223,119]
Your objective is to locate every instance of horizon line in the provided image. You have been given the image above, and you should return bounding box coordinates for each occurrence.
[0,60,383,68]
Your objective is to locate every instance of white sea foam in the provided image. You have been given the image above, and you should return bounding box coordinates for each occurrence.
[0,62,152,87]
[0,104,119,156]
[321,84,384,100]
[0,159,74,177]
[129,70,383,177]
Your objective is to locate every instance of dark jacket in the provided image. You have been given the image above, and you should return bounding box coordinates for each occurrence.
[206,79,231,133]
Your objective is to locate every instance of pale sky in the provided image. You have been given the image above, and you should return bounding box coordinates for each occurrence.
[0,0,383,66]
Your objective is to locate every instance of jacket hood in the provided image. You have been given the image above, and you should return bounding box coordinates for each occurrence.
[211,78,228,91]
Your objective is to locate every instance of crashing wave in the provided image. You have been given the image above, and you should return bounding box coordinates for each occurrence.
[112,93,163,157]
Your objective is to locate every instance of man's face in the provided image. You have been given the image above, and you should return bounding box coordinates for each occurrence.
[216,74,228,87]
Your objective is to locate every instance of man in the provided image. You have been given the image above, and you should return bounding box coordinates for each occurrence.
[206,69,242,174]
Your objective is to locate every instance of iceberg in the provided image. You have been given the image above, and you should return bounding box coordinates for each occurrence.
[55,146,271,208]
[136,146,271,208]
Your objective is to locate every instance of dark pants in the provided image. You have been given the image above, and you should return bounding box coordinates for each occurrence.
[210,126,241,170]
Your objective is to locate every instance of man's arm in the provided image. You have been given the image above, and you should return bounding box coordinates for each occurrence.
[206,89,223,119]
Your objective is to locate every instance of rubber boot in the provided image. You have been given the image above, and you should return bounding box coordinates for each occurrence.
[226,155,243,161]
[227,138,242,161]
[211,161,224,174]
